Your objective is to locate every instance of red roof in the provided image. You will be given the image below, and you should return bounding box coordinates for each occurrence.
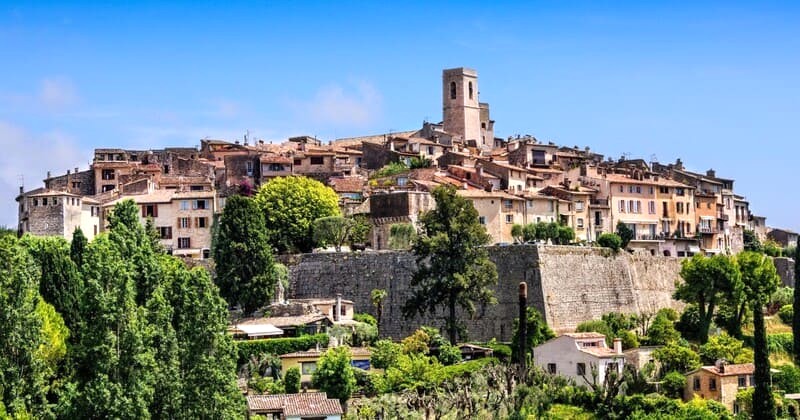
[247,392,343,416]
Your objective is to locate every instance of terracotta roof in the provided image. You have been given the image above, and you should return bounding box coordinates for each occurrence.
[328,176,366,193]
[696,363,755,377]
[260,155,292,164]
[247,392,343,416]
[280,347,371,359]
[603,173,693,188]
[104,189,174,205]
[448,165,499,179]
[333,130,419,146]
[579,347,622,357]
[21,188,81,198]
[259,314,330,328]
[457,189,524,200]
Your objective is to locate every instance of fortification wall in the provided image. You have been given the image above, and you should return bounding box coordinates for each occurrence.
[286,245,683,341]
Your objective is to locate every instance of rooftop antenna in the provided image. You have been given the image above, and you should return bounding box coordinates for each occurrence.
[17,174,24,190]
[244,130,250,146]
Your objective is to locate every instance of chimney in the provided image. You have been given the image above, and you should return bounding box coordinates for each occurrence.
[476,163,483,178]
[74,167,79,173]
[715,359,727,373]
[67,169,71,175]
[335,294,342,322]
[389,141,395,152]
[613,338,622,355]
[19,186,23,194]
[706,169,716,178]
[46,171,51,179]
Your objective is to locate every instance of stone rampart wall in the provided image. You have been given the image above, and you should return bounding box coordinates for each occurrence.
[286,245,684,341]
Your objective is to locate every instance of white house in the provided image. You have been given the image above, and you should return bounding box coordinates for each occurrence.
[533,332,625,386]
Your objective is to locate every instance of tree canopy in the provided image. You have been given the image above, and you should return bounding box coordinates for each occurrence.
[213,195,277,314]
[254,176,340,253]
[402,185,498,344]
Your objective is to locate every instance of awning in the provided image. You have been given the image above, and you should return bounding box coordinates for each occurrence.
[699,216,715,220]
[234,323,283,338]
[620,220,658,225]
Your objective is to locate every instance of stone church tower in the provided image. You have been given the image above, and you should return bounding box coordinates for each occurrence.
[442,67,493,148]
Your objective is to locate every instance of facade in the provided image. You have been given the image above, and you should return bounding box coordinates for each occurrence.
[533,333,625,387]
[683,362,755,413]
[279,347,372,387]
[16,188,101,241]
[457,189,525,244]
[443,67,484,147]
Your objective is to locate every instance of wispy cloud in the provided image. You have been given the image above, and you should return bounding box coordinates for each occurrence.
[0,121,89,227]
[291,80,382,127]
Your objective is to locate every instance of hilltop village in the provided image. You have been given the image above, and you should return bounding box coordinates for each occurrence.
[9,68,800,419]
[15,68,794,258]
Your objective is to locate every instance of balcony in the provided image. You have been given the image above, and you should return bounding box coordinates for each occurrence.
[632,234,665,242]
[698,226,717,235]
[717,212,729,221]
[590,198,609,207]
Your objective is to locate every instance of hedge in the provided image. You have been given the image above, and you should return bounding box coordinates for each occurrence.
[235,334,329,365]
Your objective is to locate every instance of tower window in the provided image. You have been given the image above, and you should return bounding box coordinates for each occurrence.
[469,81,473,99]
[450,81,456,99]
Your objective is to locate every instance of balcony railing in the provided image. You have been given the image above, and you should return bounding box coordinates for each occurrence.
[590,198,609,207]
[717,212,729,221]
[698,226,717,234]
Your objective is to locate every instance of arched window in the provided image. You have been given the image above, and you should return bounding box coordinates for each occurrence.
[469,81,473,99]
[450,81,457,99]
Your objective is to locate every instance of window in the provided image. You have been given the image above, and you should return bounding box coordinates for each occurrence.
[478,216,486,225]
[102,185,114,193]
[101,169,115,180]
[468,81,473,99]
[709,378,717,391]
[634,200,641,213]
[738,376,747,388]
[503,199,513,210]
[659,186,669,194]
[190,185,204,191]
[450,81,457,99]
[43,197,48,206]
[158,227,172,239]
[629,185,634,193]
[595,211,602,226]
[619,185,624,192]
[193,199,208,210]
[618,200,625,213]
[577,363,586,376]
[202,249,211,259]
[178,217,190,229]
[648,201,655,214]
[32,198,38,206]
[310,156,324,165]
[245,161,253,176]
[676,202,684,214]
[177,237,191,249]
[676,188,685,196]
[195,217,208,228]
[575,201,584,211]
[693,377,701,391]
[180,200,189,211]
[294,158,302,166]
[142,204,157,218]
[302,361,317,375]
[547,201,554,212]
[628,200,633,213]
[636,186,642,194]
[72,181,81,189]
[649,187,654,194]
[577,218,584,229]
[52,198,58,205]
[505,214,513,224]
[547,363,557,374]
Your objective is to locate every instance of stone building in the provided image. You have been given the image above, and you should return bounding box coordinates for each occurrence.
[533,333,625,387]
[16,187,101,241]
[368,191,435,250]
[683,361,754,413]
[442,67,493,148]
[456,189,525,244]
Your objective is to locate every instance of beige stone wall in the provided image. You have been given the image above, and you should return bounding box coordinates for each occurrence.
[466,196,524,244]
[442,68,481,143]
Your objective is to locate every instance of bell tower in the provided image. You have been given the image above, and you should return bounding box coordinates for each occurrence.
[442,67,481,146]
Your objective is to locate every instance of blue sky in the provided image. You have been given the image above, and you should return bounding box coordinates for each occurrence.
[1,1,798,230]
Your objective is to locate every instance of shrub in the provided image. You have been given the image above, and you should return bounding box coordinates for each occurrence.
[250,375,285,394]
[435,343,462,366]
[283,367,300,394]
[439,358,496,381]
[769,287,794,314]
[774,365,800,393]
[767,333,793,354]
[370,339,402,369]
[235,334,329,365]
[653,341,700,374]
[597,233,623,252]
[779,304,794,325]
[371,162,408,179]
[353,313,377,326]
[484,339,512,362]
[662,371,687,398]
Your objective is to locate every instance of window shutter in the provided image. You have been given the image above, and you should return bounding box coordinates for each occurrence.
[141,205,146,217]
[153,204,158,217]
[176,218,180,229]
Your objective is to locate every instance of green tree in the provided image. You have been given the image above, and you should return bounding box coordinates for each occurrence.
[511,224,524,244]
[774,365,800,393]
[555,225,575,245]
[646,311,681,346]
[743,229,762,252]
[348,215,371,247]
[616,221,634,249]
[653,341,700,374]
[284,367,301,394]
[312,216,356,252]
[402,185,498,344]
[213,195,277,314]
[699,333,753,365]
[673,254,740,343]
[597,233,623,252]
[371,288,387,328]
[522,223,538,243]
[662,371,687,398]
[312,346,356,405]
[388,223,416,250]
[739,251,780,420]
[70,226,88,268]
[254,176,341,253]
[0,235,55,418]
[511,307,555,362]
[370,339,402,369]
